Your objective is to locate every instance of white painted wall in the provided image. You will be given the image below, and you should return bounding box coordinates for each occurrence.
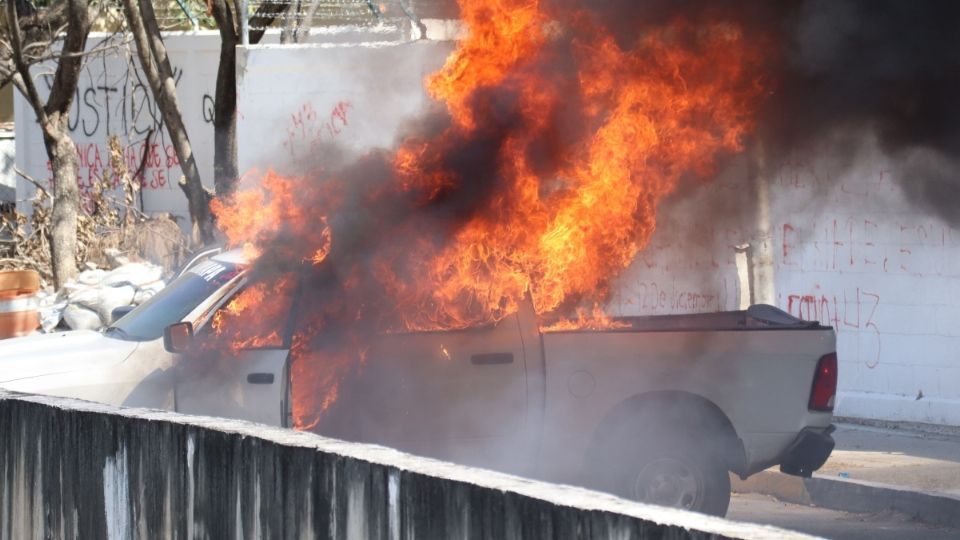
[770,143,960,426]
[13,27,435,220]
[0,130,14,202]
[236,41,453,177]
[14,32,221,221]
[612,139,960,426]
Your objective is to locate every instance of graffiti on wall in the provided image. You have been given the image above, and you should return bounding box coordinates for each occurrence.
[613,153,960,383]
[16,34,220,217]
[34,55,191,201]
[282,100,353,158]
[783,286,882,368]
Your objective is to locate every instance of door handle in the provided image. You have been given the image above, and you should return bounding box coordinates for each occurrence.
[247,373,275,384]
[471,353,514,365]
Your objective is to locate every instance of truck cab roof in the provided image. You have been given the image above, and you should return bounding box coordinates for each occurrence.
[210,248,249,266]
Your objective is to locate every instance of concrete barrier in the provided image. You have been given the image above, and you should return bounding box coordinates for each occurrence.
[0,391,812,539]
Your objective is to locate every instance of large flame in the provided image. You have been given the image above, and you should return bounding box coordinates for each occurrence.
[209,0,767,429]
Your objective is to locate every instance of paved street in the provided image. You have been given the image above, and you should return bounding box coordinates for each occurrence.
[728,492,960,540]
[727,422,960,538]
[822,421,960,495]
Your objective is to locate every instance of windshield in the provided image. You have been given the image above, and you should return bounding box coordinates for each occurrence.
[107,260,241,341]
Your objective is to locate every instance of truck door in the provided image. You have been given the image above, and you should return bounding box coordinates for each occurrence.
[174,284,293,427]
[321,308,534,474]
[175,349,290,426]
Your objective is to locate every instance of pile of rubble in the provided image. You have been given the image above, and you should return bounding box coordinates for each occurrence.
[38,249,166,332]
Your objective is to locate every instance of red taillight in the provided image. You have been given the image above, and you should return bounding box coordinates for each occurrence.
[809,352,838,412]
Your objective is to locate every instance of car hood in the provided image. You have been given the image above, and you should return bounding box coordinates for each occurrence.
[0,331,138,383]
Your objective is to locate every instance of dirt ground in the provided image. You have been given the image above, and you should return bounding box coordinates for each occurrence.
[820,423,960,496]
[728,492,960,540]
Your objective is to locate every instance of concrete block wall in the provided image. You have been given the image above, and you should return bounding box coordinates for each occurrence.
[0,131,13,203]
[236,41,453,177]
[612,140,960,426]
[0,391,809,539]
[767,145,960,425]
[13,32,433,221]
[15,32,222,219]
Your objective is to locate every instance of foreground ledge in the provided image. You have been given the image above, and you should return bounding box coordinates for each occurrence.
[0,391,811,539]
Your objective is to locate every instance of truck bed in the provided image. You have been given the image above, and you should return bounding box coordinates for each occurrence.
[545,304,827,333]
[535,306,835,481]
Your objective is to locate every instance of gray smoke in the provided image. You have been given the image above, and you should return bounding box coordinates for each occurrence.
[583,0,960,223]
[767,0,960,222]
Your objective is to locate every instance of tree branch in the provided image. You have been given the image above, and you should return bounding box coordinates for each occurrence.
[0,61,16,89]
[248,0,288,44]
[44,0,90,117]
[28,35,133,65]
[122,0,213,245]
[209,0,240,196]
[138,0,174,87]
[132,128,155,182]
[6,0,46,121]
[14,165,49,199]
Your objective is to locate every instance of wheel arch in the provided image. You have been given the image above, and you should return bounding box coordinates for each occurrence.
[585,390,747,477]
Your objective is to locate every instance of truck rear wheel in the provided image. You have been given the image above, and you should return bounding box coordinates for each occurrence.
[590,434,731,516]
[630,444,730,515]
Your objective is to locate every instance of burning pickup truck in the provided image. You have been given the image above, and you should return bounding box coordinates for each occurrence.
[0,249,836,516]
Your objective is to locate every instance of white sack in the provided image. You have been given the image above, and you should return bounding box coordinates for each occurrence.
[63,304,102,331]
[94,285,136,325]
[102,263,163,288]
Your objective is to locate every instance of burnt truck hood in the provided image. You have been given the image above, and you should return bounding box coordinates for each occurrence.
[0,331,138,383]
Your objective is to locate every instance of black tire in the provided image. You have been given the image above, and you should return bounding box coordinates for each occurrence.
[588,433,731,516]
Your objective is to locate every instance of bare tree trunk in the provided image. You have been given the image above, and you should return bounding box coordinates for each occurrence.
[121,0,215,245]
[207,0,285,198]
[298,1,325,42]
[249,1,289,44]
[209,0,239,197]
[4,0,90,288]
[280,0,302,44]
[44,126,80,287]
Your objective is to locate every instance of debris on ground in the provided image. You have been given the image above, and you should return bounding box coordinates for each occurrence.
[38,253,166,332]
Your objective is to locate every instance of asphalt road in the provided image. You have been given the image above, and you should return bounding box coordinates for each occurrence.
[727,492,960,540]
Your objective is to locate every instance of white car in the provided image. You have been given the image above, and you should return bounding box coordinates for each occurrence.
[0,249,837,516]
[0,250,264,416]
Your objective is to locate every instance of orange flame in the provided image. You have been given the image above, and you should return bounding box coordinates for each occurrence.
[209,1,768,430]
[541,304,631,333]
[426,0,547,129]
[380,19,762,331]
[208,276,296,353]
[210,171,335,266]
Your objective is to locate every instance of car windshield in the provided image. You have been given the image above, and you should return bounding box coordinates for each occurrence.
[106,259,241,341]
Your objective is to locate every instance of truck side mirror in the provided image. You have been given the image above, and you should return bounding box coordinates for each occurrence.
[163,321,194,354]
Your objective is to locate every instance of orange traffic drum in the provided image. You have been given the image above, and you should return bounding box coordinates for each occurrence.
[0,269,41,339]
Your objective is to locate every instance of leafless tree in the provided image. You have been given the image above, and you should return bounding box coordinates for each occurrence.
[122,0,291,237]
[206,0,239,198]
[120,0,216,245]
[206,0,283,198]
[0,0,91,288]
